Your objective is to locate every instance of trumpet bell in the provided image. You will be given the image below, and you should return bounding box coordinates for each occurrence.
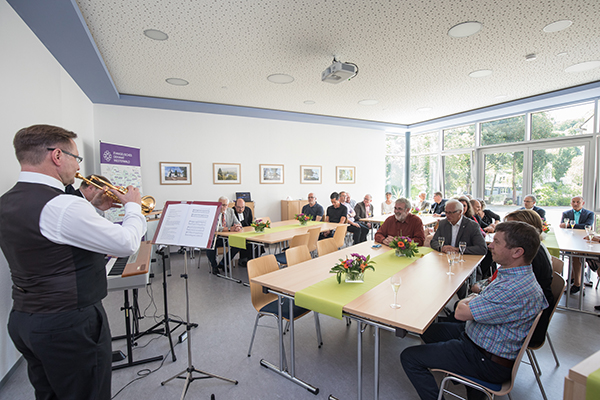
[141,195,156,214]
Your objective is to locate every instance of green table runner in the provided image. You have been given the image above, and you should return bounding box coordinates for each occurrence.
[229,221,323,249]
[587,367,600,400]
[296,247,434,319]
[543,231,559,258]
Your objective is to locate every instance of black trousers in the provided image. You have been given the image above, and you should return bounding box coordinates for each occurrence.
[8,301,112,400]
[348,223,369,244]
[401,322,511,400]
[206,237,240,268]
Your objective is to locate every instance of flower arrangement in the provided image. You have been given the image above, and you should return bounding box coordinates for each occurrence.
[411,207,420,215]
[389,236,419,257]
[295,213,312,225]
[329,253,376,284]
[542,220,550,234]
[251,219,271,232]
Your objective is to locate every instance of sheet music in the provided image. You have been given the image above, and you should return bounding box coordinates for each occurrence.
[153,203,218,248]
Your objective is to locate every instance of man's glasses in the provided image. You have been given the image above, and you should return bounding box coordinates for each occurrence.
[47,147,83,164]
[446,210,462,215]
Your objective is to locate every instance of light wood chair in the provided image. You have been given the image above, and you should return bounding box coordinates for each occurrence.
[317,238,339,257]
[433,311,542,400]
[526,272,566,400]
[274,233,310,266]
[247,255,322,357]
[332,225,348,249]
[551,256,564,276]
[306,226,321,257]
[285,245,311,267]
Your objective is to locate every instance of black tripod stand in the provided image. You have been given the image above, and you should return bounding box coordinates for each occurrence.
[161,248,238,399]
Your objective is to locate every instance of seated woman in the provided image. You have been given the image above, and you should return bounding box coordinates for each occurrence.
[479,198,501,227]
[457,196,485,236]
[381,191,395,214]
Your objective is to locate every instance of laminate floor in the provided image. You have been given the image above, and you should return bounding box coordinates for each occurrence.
[2,248,600,400]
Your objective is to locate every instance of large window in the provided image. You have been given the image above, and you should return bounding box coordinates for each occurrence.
[443,125,474,150]
[443,153,472,198]
[532,145,585,206]
[385,135,406,198]
[410,155,437,199]
[481,115,525,146]
[483,150,523,206]
[531,102,595,140]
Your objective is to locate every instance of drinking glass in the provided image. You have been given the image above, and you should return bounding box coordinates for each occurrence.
[446,251,456,275]
[390,275,402,309]
[437,237,445,255]
[563,218,570,228]
[570,220,576,230]
[585,225,593,243]
[458,241,467,262]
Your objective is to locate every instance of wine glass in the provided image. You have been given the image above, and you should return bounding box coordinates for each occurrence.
[437,236,445,255]
[390,275,402,309]
[570,220,576,231]
[446,251,456,275]
[563,218,570,228]
[458,241,467,262]
[585,225,593,243]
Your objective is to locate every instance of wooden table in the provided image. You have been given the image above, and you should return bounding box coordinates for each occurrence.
[553,228,600,312]
[252,241,483,398]
[564,350,600,400]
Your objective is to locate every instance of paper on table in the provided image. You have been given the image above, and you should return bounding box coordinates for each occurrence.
[153,203,218,248]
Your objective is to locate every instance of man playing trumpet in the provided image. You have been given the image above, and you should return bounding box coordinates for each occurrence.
[0,124,147,400]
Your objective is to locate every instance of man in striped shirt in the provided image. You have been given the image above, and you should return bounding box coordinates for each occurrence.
[401,221,548,400]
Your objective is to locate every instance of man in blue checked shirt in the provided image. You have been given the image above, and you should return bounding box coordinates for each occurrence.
[401,221,548,400]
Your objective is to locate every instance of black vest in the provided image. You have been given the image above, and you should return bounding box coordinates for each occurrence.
[0,182,107,313]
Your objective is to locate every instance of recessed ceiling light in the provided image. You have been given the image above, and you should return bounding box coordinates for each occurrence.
[267,74,294,84]
[417,107,432,112]
[469,69,492,78]
[525,53,537,61]
[143,29,168,40]
[495,94,508,99]
[358,99,378,106]
[557,52,568,57]
[304,100,315,105]
[165,78,188,86]
[448,21,482,38]
[221,86,227,89]
[543,20,573,33]
[565,61,600,73]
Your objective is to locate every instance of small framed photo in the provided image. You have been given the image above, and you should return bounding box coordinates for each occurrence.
[336,166,355,184]
[300,165,322,184]
[260,164,284,184]
[160,162,192,185]
[213,163,241,184]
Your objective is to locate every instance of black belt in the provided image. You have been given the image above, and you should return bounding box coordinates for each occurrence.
[466,335,515,368]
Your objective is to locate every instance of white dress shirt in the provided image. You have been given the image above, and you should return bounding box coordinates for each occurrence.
[20,171,147,257]
[450,216,463,248]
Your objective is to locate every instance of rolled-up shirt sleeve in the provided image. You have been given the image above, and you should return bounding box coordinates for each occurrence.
[40,194,147,257]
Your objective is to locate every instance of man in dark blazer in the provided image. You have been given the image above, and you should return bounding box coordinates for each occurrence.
[521,194,546,220]
[559,196,595,294]
[233,198,254,265]
[431,199,487,256]
[430,191,447,216]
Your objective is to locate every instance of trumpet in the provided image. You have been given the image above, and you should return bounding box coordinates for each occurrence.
[75,173,156,214]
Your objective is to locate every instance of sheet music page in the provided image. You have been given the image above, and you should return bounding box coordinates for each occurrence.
[153,203,189,245]
[178,204,218,248]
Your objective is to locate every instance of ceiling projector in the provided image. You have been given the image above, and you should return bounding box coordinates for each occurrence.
[321,61,358,84]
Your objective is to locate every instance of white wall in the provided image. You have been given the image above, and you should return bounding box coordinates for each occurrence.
[0,0,95,380]
[93,104,386,219]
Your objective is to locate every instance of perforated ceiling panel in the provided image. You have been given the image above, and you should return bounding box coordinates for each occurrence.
[75,0,600,125]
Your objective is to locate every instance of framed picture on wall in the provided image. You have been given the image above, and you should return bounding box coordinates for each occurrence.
[336,166,355,184]
[213,163,241,184]
[260,164,284,184]
[300,165,322,184]
[160,162,192,185]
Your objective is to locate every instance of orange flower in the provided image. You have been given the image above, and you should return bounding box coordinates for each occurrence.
[398,242,405,248]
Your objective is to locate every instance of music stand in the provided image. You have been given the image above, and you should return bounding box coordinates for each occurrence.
[153,202,238,398]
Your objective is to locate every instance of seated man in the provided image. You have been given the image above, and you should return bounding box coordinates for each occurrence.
[521,194,546,220]
[354,194,374,230]
[414,191,430,213]
[470,198,494,233]
[375,198,425,246]
[559,196,595,294]
[206,196,242,275]
[301,192,324,222]
[322,192,348,238]
[233,198,255,266]
[429,191,447,216]
[341,191,368,244]
[401,221,548,400]
[431,199,487,255]
[345,191,357,209]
